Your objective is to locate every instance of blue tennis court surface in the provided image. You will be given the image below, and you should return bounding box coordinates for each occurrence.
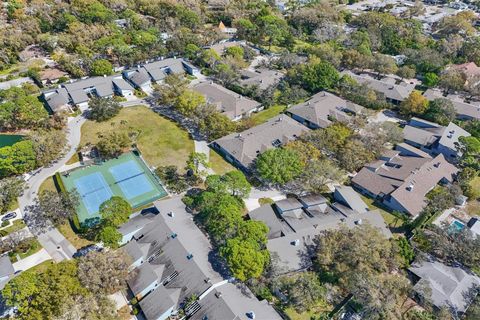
[60,152,168,227]
[109,160,143,181]
[74,173,113,215]
[109,160,155,200]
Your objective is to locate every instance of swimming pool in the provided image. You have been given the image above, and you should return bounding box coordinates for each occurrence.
[449,220,465,233]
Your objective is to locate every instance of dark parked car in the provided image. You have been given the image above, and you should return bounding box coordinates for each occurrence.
[1,212,17,221]
[73,244,103,258]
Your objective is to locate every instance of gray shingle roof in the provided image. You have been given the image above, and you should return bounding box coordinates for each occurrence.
[240,68,284,90]
[213,115,310,169]
[344,71,415,102]
[409,258,480,313]
[334,186,368,213]
[43,88,69,112]
[193,82,261,120]
[248,205,285,239]
[287,91,363,128]
[352,146,433,197]
[423,89,480,120]
[126,69,151,87]
[142,58,186,81]
[388,154,458,216]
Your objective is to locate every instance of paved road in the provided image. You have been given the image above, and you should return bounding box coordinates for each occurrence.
[18,115,86,261]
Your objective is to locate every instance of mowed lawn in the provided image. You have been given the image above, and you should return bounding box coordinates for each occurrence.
[250,105,286,125]
[80,106,194,169]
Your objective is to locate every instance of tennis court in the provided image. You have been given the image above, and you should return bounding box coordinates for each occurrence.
[60,152,168,226]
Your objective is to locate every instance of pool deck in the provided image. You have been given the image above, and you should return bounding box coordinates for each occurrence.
[60,152,168,226]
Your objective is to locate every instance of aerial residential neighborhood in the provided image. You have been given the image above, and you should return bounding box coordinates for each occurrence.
[0,0,480,320]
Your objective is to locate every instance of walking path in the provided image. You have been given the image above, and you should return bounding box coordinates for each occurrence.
[18,115,86,262]
[12,248,51,273]
[194,140,214,176]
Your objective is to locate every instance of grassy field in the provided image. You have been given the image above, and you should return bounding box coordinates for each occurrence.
[38,176,57,194]
[2,219,26,235]
[284,301,330,320]
[58,222,94,249]
[209,150,235,175]
[360,195,406,228]
[250,105,286,125]
[80,106,194,169]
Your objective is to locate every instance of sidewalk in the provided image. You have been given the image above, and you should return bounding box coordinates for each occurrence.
[12,248,51,273]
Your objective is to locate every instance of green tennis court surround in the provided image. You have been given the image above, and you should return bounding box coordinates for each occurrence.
[60,152,168,227]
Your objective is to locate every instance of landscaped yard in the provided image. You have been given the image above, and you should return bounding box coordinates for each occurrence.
[284,301,330,320]
[360,195,406,229]
[209,150,235,175]
[58,222,94,249]
[250,105,286,126]
[79,106,194,169]
[1,219,26,236]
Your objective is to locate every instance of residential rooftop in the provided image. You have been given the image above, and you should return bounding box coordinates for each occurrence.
[212,115,310,170]
[409,257,480,313]
[423,88,480,120]
[286,91,363,129]
[343,71,415,103]
[193,82,261,121]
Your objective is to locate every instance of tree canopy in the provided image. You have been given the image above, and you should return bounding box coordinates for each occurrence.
[256,148,304,184]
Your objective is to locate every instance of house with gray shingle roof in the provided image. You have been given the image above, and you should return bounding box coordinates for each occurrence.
[423,88,480,120]
[193,82,262,121]
[211,115,310,171]
[352,144,458,217]
[250,195,391,273]
[409,257,480,315]
[120,202,281,320]
[403,117,470,161]
[286,91,364,129]
[123,58,200,93]
[343,71,416,105]
[239,68,284,91]
[43,74,135,111]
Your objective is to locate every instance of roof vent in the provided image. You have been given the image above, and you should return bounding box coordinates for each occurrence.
[355,219,362,225]
[291,239,300,246]
[187,253,193,260]
[204,277,211,283]
[406,184,414,191]
[168,211,174,217]
[433,162,441,168]
[215,292,222,298]
[247,311,256,319]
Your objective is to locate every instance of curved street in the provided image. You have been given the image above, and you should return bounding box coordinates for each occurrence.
[17,114,86,262]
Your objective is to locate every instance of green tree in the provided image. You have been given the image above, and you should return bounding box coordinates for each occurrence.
[290,59,340,93]
[205,170,251,198]
[77,250,130,294]
[96,131,130,158]
[90,59,113,76]
[196,108,236,140]
[258,14,291,49]
[0,140,37,178]
[99,196,131,227]
[397,65,416,80]
[424,72,439,87]
[29,129,67,167]
[37,189,80,226]
[400,91,429,116]
[423,98,456,126]
[458,136,480,170]
[185,152,209,178]
[175,89,205,116]
[220,238,270,281]
[97,226,122,248]
[88,97,121,122]
[396,237,415,267]
[225,46,244,59]
[290,158,344,194]
[256,148,304,184]
[316,225,410,319]
[154,74,189,106]
[273,272,326,313]
[0,176,24,213]
[439,69,466,94]
[2,260,88,319]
